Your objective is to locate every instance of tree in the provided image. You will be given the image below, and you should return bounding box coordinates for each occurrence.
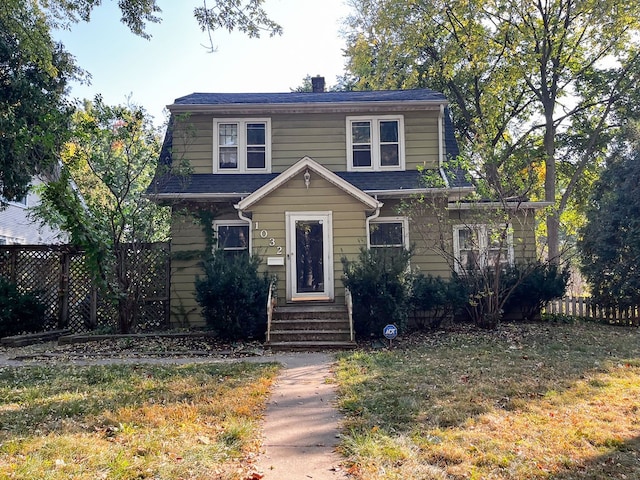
[0,2,77,203]
[577,123,640,309]
[34,97,170,333]
[342,0,640,261]
[0,0,280,201]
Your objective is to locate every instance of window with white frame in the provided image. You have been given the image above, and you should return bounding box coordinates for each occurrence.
[213,221,250,252]
[453,224,514,274]
[347,115,405,171]
[369,217,409,249]
[213,119,270,173]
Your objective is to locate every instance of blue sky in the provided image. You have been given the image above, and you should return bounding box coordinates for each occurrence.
[54,0,352,124]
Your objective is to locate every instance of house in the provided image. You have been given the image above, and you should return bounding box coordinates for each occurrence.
[0,177,66,245]
[150,78,542,344]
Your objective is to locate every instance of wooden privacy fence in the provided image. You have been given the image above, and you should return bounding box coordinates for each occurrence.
[0,243,170,333]
[545,296,639,326]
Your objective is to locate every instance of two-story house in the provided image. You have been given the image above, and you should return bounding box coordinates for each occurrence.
[151,79,541,344]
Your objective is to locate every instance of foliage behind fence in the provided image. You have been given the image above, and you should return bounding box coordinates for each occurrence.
[0,243,170,333]
[545,296,639,326]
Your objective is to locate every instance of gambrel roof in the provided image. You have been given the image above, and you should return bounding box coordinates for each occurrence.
[149,88,474,200]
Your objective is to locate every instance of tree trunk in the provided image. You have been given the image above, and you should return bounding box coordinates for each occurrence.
[544,106,559,263]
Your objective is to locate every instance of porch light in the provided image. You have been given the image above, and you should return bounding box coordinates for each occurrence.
[304,169,311,189]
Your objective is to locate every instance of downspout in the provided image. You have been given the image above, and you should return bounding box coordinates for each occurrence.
[235,205,253,255]
[438,104,450,188]
[365,198,383,249]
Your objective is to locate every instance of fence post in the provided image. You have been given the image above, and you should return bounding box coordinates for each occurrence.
[59,250,70,329]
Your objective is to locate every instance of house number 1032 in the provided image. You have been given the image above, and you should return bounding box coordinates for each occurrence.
[255,224,283,255]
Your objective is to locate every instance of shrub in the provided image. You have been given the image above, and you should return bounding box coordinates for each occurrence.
[342,247,411,338]
[410,273,467,329]
[195,252,270,341]
[0,277,47,337]
[504,262,570,320]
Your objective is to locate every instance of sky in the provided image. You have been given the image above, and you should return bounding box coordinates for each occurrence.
[54,0,353,124]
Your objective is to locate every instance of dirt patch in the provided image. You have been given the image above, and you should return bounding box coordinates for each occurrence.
[0,334,267,365]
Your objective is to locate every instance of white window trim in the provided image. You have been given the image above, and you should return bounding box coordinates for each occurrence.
[212,118,271,173]
[452,224,514,274]
[213,220,250,252]
[346,115,405,171]
[368,216,410,249]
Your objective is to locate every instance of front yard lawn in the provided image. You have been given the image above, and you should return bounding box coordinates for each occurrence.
[0,362,279,479]
[336,320,640,479]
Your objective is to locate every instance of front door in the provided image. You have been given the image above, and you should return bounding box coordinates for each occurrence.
[286,212,333,301]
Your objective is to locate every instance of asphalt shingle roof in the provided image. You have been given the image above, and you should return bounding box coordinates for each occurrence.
[171,89,447,106]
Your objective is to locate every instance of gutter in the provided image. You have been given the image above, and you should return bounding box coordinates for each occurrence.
[448,201,554,210]
[438,104,450,188]
[167,100,447,116]
[366,186,475,200]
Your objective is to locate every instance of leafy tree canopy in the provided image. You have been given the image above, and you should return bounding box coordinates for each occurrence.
[578,123,640,308]
[0,0,281,201]
[342,0,640,260]
[0,1,78,203]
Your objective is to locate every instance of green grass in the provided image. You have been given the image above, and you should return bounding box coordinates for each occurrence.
[0,362,279,479]
[336,320,640,479]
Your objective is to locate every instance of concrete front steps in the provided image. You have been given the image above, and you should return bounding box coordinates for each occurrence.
[266,303,357,351]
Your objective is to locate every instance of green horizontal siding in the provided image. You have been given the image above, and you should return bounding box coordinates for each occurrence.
[169,110,443,174]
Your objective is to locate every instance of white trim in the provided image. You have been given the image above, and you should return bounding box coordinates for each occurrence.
[448,201,553,210]
[169,101,447,115]
[368,216,410,249]
[286,211,334,301]
[213,219,250,251]
[212,118,271,173]
[452,223,514,274]
[346,115,406,172]
[236,156,381,211]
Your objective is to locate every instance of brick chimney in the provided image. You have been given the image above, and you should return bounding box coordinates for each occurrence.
[311,76,325,93]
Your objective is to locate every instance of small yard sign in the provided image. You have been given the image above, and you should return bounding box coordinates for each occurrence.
[383,324,398,340]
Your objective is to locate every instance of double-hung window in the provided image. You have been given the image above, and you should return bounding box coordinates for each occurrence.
[368,217,409,249]
[347,115,405,171]
[453,224,514,274]
[214,119,270,173]
[213,220,250,253]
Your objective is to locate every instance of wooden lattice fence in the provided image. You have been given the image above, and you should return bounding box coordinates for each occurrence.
[545,296,639,326]
[0,243,170,333]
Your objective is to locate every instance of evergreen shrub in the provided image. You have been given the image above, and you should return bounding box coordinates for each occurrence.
[195,252,270,340]
[342,247,411,338]
[0,277,47,337]
[410,273,467,329]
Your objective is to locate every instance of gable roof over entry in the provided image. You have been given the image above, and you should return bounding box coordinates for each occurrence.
[236,156,382,211]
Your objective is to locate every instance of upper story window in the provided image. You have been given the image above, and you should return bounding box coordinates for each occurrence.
[347,115,405,171]
[453,224,514,274]
[213,119,271,173]
[368,217,409,249]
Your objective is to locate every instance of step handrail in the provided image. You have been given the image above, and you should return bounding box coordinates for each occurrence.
[266,279,276,342]
[345,286,354,342]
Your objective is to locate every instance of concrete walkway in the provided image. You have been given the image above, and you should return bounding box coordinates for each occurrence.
[255,352,350,479]
[0,348,351,478]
